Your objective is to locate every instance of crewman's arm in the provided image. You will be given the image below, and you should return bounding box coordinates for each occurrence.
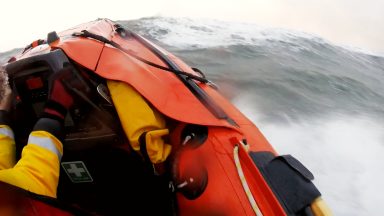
[0,118,63,198]
[107,80,171,164]
[0,67,72,198]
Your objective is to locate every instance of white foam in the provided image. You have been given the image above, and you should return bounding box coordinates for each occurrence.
[139,16,327,49]
[138,16,384,58]
[235,96,384,216]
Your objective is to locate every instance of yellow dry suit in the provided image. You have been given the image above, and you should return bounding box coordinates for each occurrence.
[0,124,63,198]
[0,80,170,200]
[107,80,172,164]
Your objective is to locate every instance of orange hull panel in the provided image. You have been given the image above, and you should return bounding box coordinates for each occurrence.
[13,19,286,215]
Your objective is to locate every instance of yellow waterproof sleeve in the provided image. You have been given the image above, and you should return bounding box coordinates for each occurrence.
[0,125,16,170]
[107,80,172,164]
[0,131,63,198]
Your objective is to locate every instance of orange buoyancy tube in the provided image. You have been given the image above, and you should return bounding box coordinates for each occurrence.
[169,125,286,216]
[50,19,277,152]
[50,19,236,129]
[48,19,286,214]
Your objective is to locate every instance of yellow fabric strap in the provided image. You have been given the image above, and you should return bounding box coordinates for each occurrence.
[0,131,63,198]
[311,197,333,216]
[0,125,16,170]
[107,80,172,164]
[145,129,172,164]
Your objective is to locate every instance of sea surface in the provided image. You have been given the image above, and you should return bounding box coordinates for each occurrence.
[1,17,384,215]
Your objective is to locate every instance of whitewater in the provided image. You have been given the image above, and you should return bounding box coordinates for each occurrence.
[1,17,384,215]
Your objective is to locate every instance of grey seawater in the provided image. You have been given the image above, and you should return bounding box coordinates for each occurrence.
[0,48,22,65]
[1,17,383,215]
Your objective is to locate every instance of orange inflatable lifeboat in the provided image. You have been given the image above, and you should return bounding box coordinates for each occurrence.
[4,19,330,216]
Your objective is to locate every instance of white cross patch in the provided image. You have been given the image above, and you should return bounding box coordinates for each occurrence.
[61,161,93,183]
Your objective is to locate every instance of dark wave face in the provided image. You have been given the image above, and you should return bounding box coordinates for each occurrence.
[2,17,384,215]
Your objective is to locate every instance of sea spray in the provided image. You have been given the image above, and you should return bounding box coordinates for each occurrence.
[237,99,384,216]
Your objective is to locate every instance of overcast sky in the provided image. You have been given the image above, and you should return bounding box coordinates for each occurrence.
[1,0,383,54]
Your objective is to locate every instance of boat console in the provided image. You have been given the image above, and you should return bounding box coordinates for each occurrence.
[5,49,174,215]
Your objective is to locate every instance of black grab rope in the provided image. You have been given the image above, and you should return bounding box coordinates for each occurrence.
[72,30,210,84]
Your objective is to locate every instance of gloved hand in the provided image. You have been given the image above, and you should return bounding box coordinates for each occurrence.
[42,68,75,122]
[33,68,77,141]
